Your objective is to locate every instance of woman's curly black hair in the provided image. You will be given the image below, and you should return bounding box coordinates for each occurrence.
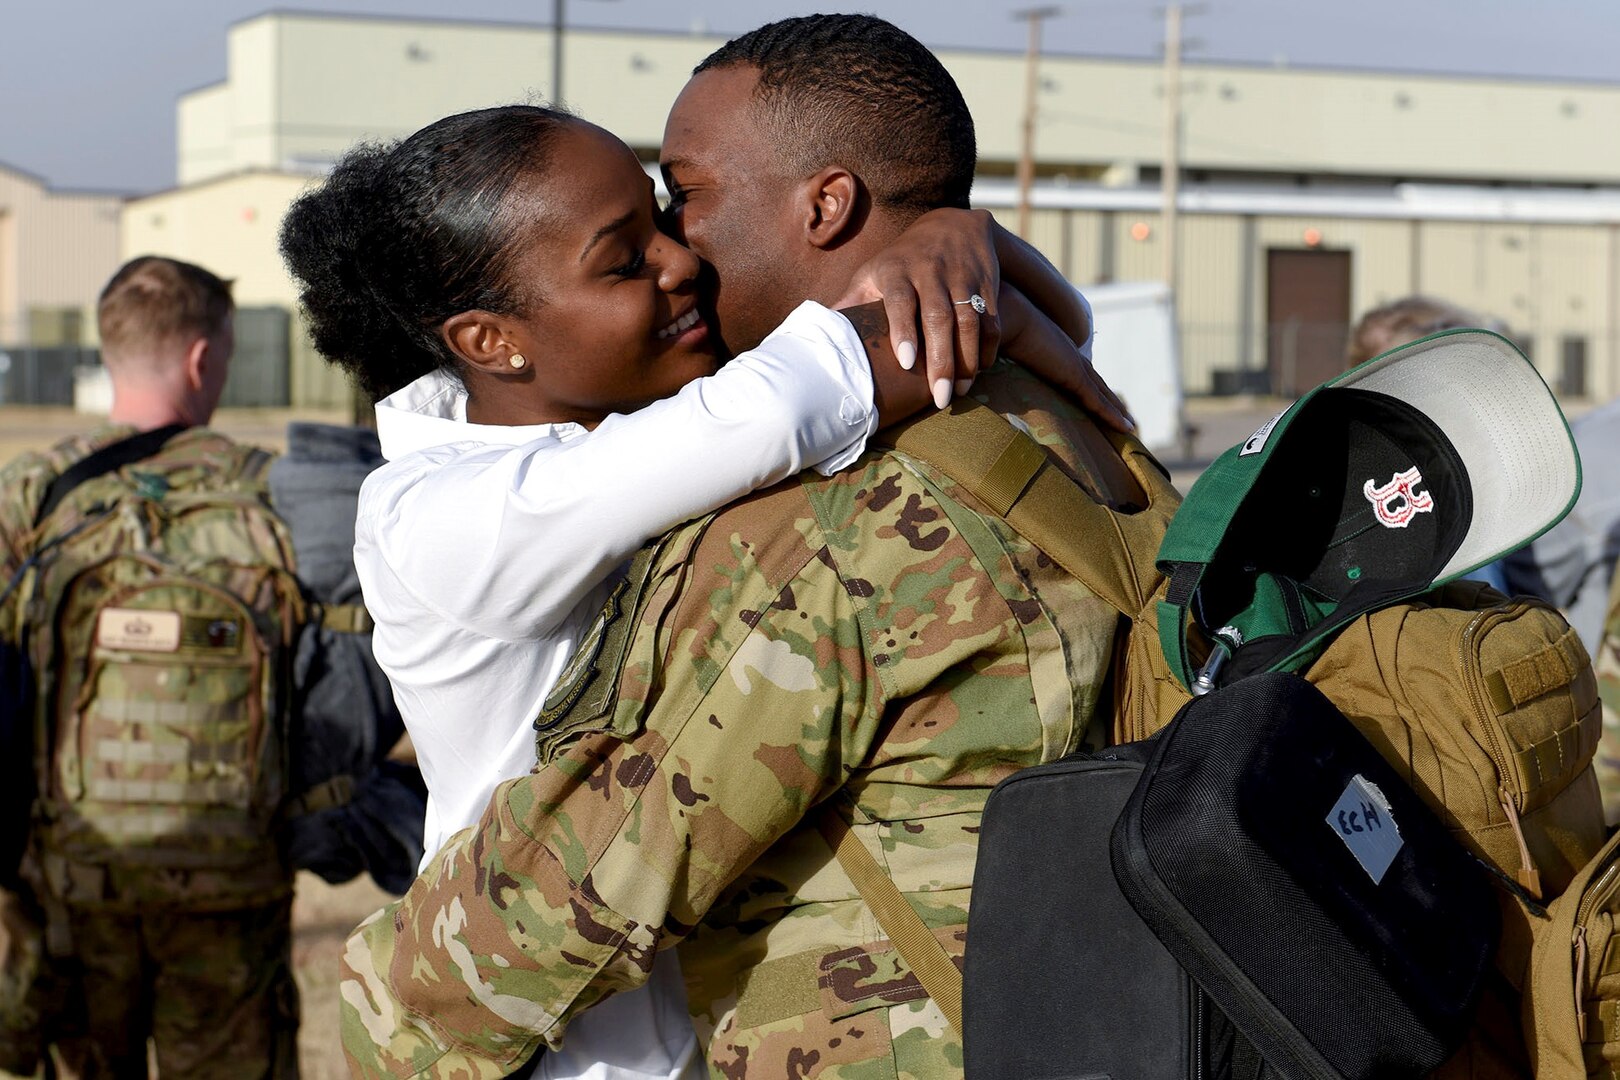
[280,105,573,401]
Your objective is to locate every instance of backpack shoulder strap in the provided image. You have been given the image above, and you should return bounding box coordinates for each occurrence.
[237,445,276,484]
[34,423,187,526]
[875,400,1179,618]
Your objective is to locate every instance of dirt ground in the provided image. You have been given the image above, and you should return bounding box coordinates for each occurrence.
[289,873,398,1079]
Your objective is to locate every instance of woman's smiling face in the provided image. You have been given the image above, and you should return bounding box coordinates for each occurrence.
[449,119,719,428]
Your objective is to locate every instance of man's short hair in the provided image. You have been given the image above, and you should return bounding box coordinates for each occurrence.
[695,14,976,215]
[98,256,234,357]
[1344,295,1503,369]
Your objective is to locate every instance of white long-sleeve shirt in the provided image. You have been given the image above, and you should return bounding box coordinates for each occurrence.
[353,302,877,1080]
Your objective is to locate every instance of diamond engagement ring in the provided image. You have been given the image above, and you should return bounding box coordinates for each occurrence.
[954,293,988,315]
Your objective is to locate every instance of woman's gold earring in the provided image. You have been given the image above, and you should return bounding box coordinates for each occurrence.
[509,354,527,370]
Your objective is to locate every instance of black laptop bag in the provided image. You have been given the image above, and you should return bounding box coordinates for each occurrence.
[965,739,1277,1079]
[966,672,1498,1079]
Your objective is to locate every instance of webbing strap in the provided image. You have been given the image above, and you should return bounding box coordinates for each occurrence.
[1586,998,1620,1043]
[876,400,1177,621]
[319,603,374,634]
[816,809,963,1036]
[93,738,188,766]
[84,775,249,806]
[977,434,1049,517]
[281,773,357,818]
[1602,933,1620,979]
[95,698,235,726]
[1514,712,1602,795]
[1486,627,1585,711]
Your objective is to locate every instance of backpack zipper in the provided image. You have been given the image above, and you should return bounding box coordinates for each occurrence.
[1497,788,1542,898]
[1458,608,1511,778]
[1193,982,1205,1080]
[1459,607,1545,896]
[1572,857,1620,1040]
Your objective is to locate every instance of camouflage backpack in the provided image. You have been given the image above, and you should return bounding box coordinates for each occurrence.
[13,427,305,913]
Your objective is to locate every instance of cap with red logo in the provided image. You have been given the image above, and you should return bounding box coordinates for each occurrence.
[1156,328,1581,693]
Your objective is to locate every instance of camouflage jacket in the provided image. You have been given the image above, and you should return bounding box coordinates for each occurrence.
[339,367,1132,1079]
[1593,564,1620,826]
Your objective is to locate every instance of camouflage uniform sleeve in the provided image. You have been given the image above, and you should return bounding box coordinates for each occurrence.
[1592,564,1620,826]
[0,453,51,586]
[340,487,887,1078]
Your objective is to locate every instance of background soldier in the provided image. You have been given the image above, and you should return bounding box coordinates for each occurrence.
[0,256,422,1078]
[0,256,301,1079]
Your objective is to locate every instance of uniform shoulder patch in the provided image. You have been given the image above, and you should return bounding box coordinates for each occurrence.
[533,521,704,765]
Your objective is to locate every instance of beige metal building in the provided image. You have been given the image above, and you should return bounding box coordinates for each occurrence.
[0,162,121,347]
[125,10,1620,403]
[122,168,350,407]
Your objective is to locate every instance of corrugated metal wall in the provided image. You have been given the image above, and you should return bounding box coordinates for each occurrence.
[995,202,1619,398]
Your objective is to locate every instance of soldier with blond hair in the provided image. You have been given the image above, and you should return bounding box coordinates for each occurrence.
[0,256,302,1079]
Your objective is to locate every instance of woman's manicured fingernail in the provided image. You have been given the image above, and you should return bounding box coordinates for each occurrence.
[933,379,952,409]
[955,379,973,397]
[896,341,916,370]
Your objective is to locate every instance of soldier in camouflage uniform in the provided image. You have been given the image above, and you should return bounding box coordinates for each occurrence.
[0,257,299,1079]
[1591,566,1620,825]
[338,16,1145,1079]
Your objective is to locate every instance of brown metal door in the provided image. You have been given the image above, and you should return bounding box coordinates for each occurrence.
[1266,249,1352,396]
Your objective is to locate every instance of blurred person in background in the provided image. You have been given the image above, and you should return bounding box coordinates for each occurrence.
[0,256,421,1079]
[1344,294,1505,369]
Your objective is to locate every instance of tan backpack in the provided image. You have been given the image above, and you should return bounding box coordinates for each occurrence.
[1522,566,1620,1080]
[1299,584,1602,1077]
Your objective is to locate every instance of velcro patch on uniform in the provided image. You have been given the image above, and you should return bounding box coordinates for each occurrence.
[1327,773,1403,883]
[180,615,242,651]
[96,608,181,652]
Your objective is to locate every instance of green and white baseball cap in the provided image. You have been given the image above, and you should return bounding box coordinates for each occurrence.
[1157,328,1581,692]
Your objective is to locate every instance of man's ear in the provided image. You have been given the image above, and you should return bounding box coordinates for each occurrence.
[182,335,210,392]
[441,311,528,377]
[798,166,863,250]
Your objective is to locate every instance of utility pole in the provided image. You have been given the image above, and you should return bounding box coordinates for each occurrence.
[553,0,566,104]
[1159,3,1204,291]
[1013,6,1061,239]
[552,0,618,106]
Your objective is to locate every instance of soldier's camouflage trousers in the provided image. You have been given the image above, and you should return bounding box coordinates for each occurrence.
[46,898,299,1080]
[1595,566,1620,826]
[0,885,62,1076]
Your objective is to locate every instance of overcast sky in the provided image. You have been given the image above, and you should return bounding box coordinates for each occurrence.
[7,0,1620,194]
